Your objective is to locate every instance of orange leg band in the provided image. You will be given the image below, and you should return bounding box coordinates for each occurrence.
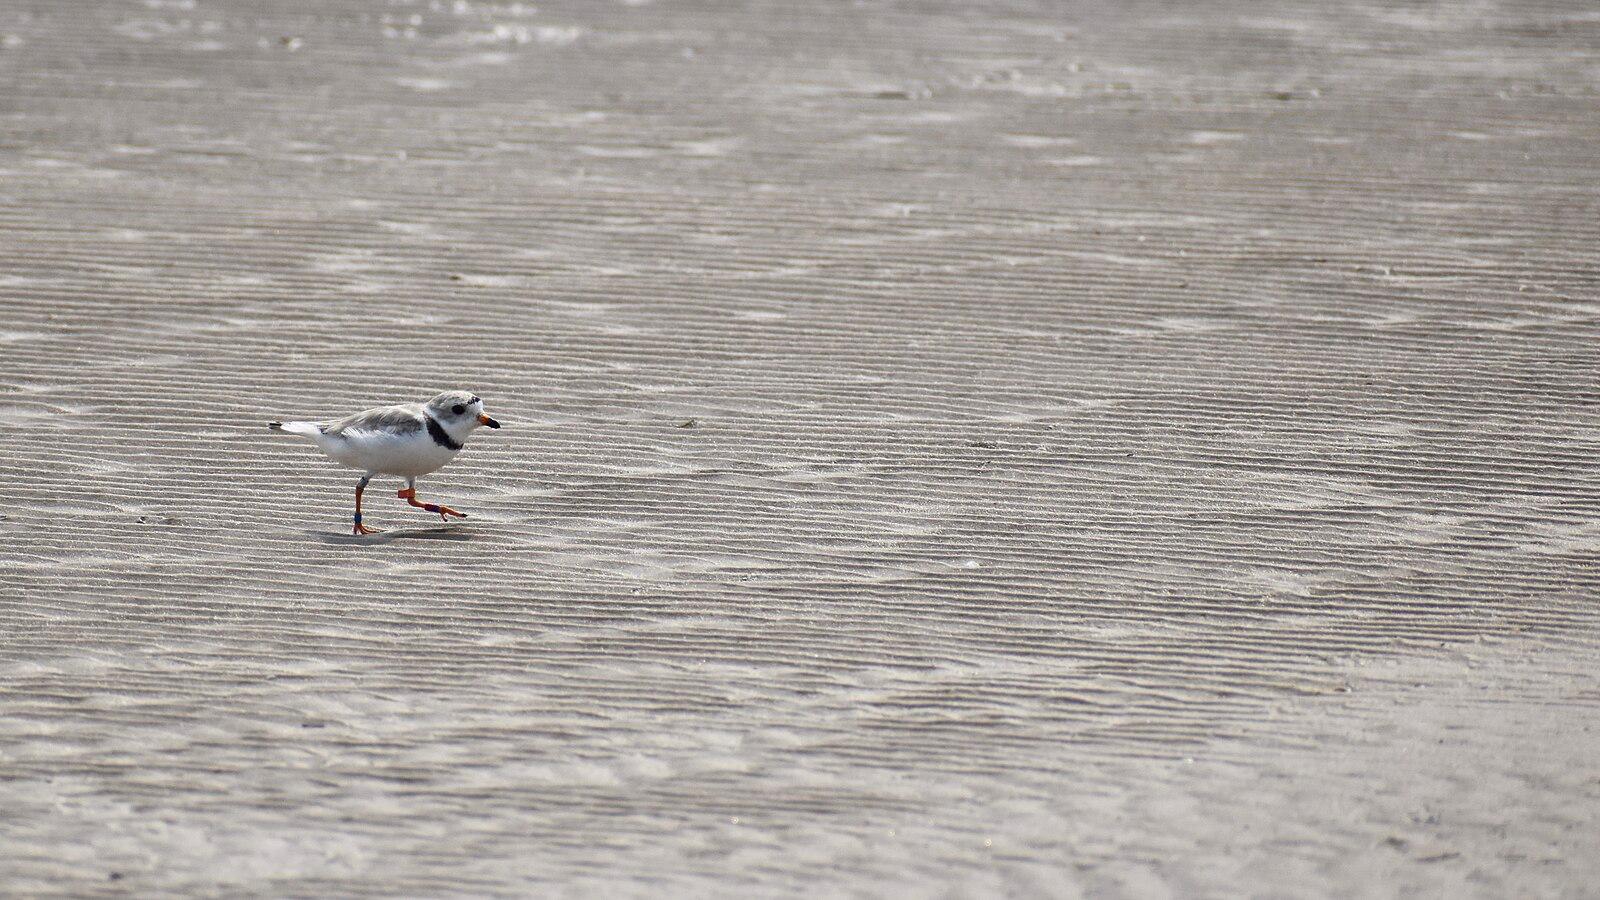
[398,487,466,521]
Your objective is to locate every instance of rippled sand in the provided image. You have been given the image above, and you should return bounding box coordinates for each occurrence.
[2,0,1598,895]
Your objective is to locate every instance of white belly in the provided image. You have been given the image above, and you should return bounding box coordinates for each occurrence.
[318,430,459,477]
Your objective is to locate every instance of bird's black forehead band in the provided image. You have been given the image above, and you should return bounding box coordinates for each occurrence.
[469,396,481,404]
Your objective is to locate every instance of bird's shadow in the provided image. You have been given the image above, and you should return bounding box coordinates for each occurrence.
[311,526,477,546]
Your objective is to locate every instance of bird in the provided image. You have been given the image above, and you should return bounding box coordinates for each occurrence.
[269,390,501,535]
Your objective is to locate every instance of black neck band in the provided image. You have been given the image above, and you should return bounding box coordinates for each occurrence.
[425,416,463,451]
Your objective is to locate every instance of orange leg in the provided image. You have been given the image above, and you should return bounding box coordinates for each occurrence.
[353,475,382,535]
[398,485,466,521]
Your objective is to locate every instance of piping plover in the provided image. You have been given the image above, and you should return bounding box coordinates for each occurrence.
[269,390,501,534]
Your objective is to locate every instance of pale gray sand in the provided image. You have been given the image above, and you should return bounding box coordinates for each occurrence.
[2,0,1598,895]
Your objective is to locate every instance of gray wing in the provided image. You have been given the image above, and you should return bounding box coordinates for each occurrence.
[321,404,426,438]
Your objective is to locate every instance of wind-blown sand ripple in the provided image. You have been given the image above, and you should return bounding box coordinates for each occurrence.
[2,0,1598,895]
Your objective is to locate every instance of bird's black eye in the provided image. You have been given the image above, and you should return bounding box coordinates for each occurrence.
[452,404,465,415]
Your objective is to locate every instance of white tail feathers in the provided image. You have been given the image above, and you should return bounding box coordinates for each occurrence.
[270,421,322,437]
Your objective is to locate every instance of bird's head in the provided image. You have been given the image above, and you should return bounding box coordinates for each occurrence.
[426,390,500,439]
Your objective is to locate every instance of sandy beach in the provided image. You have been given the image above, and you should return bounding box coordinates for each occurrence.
[2,0,1597,895]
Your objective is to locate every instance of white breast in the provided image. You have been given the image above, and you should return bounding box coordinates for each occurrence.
[318,428,459,477]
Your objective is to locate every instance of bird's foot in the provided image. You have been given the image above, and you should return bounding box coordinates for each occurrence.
[353,515,382,536]
[398,487,467,522]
